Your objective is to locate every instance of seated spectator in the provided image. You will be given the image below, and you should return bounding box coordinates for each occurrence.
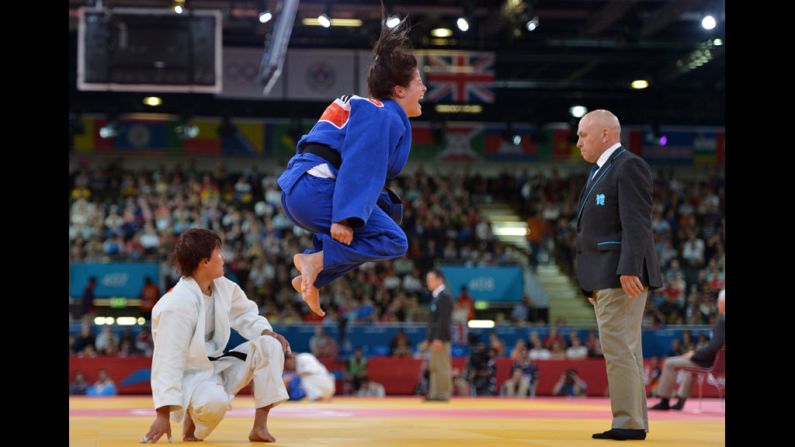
[346,347,368,394]
[512,347,539,397]
[488,332,505,357]
[553,368,587,397]
[543,327,565,350]
[584,331,603,358]
[309,325,339,358]
[528,338,551,361]
[70,370,89,395]
[72,320,96,355]
[401,269,424,294]
[565,335,588,360]
[501,368,531,397]
[135,328,154,357]
[510,296,531,324]
[95,325,119,355]
[86,369,117,396]
[355,375,386,398]
[389,328,413,357]
[510,339,527,361]
[549,340,566,360]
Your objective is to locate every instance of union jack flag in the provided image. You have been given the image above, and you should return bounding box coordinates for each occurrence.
[419,51,496,103]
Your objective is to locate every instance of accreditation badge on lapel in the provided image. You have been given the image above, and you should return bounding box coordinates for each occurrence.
[431,303,437,312]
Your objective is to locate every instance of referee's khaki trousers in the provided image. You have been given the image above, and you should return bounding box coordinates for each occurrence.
[428,342,451,400]
[594,288,648,431]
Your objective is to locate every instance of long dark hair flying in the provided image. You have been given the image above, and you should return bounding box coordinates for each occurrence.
[367,0,418,99]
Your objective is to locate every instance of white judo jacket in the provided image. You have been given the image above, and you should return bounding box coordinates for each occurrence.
[150,276,272,421]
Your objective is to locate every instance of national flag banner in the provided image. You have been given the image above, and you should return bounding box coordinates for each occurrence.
[433,123,484,161]
[416,50,496,104]
[551,125,577,161]
[640,128,694,164]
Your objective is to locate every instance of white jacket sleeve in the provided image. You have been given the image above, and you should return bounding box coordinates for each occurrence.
[228,282,272,340]
[151,298,196,411]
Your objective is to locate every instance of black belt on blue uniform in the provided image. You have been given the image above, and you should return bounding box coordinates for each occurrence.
[300,142,404,225]
[301,143,341,170]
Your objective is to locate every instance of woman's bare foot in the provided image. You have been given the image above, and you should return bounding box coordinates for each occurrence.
[293,253,325,317]
[249,404,277,442]
[292,275,322,316]
[183,412,202,442]
[248,427,277,442]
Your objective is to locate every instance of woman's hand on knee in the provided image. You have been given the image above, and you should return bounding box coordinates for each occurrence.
[261,329,290,353]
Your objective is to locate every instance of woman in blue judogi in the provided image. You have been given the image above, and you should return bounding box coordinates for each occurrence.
[277,17,426,317]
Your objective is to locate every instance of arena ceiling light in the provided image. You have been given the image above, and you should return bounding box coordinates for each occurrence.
[317,13,331,28]
[176,122,199,139]
[259,11,272,23]
[569,105,588,118]
[631,80,649,90]
[701,15,716,30]
[386,15,400,29]
[431,28,453,38]
[173,0,185,14]
[457,17,470,32]
[99,122,119,139]
[143,96,162,107]
[526,16,539,32]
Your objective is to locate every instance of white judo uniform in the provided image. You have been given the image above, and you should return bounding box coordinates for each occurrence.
[295,353,336,401]
[150,276,288,439]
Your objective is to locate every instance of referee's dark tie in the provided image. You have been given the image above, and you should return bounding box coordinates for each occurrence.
[585,164,599,188]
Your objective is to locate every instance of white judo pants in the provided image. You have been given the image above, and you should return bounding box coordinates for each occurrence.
[189,335,288,439]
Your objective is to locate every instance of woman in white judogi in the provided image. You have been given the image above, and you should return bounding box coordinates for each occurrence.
[143,228,290,443]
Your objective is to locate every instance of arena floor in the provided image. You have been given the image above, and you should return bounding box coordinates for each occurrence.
[70,396,725,446]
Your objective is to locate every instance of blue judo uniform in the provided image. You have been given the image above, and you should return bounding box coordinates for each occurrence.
[277,95,412,288]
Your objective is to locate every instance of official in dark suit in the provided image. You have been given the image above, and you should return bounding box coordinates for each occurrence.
[574,110,663,441]
[650,289,725,411]
[425,268,453,401]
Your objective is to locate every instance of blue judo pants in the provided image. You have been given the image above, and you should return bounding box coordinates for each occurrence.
[281,173,408,288]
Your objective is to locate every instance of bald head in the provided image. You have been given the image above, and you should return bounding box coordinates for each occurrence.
[576,109,622,163]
